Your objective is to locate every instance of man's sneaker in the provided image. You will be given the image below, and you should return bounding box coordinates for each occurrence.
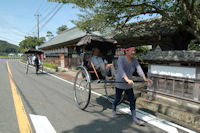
[132,110,144,126]
[112,110,117,117]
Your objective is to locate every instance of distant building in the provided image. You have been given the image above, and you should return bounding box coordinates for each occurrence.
[8,53,15,56]
[39,27,111,69]
[17,53,23,57]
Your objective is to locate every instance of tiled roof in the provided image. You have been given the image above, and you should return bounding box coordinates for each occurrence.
[39,27,86,49]
[141,50,200,63]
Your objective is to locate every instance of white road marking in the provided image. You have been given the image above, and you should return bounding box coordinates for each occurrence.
[118,104,179,133]
[19,61,196,133]
[29,114,56,133]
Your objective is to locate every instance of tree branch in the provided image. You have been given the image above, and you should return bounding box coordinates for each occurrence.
[119,11,158,19]
[190,0,195,12]
[109,1,172,20]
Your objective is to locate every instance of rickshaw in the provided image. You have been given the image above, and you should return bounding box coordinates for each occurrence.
[74,35,143,110]
[24,49,44,74]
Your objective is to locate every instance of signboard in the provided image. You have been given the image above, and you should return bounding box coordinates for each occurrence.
[59,54,65,68]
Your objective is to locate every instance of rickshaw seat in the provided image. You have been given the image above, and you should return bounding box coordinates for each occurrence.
[87,63,105,80]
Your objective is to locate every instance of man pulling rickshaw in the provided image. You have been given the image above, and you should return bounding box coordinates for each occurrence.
[74,35,152,126]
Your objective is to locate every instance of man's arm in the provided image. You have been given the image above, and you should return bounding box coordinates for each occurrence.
[135,59,152,83]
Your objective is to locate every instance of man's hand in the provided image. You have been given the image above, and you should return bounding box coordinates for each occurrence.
[127,79,134,85]
[124,76,134,85]
[106,64,112,67]
[143,77,153,83]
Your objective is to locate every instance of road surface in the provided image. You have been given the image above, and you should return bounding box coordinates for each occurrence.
[0,60,194,133]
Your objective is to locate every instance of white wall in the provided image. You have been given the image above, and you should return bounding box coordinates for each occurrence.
[150,65,196,79]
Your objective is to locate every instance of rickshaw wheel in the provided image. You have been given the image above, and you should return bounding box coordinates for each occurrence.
[74,67,91,110]
[104,83,125,105]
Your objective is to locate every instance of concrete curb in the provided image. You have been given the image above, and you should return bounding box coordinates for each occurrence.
[136,97,200,129]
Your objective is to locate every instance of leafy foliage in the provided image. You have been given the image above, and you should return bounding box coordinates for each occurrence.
[50,0,200,42]
[19,36,46,52]
[46,31,54,39]
[135,46,150,57]
[56,25,68,34]
[188,40,200,50]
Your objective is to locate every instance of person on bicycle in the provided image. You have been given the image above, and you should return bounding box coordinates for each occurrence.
[91,47,116,79]
[113,45,152,125]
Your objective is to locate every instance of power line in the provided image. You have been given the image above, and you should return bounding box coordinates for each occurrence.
[0,16,27,36]
[12,27,27,35]
[5,25,27,36]
[27,3,59,36]
[35,0,46,14]
[8,29,26,37]
[0,36,20,43]
[28,2,63,37]
[40,4,63,31]
[27,24,37,35]
[38,2,52,15]
[27,2,47,36]
[1,30,24,38]
[27,1,46,34]
[39,3,60,23]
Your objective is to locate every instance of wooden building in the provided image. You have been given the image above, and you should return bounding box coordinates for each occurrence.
[112,17,194,50]
[141,48,200,103]
[38,27,116,69]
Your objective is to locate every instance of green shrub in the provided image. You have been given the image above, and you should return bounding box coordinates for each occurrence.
[43,62,58,70]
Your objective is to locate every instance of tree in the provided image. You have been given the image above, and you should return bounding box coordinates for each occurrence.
[19,36,46,52]
[50,0,200,48]
[46,31,54,40]
[56,25,68,34]
[188,40,200,50]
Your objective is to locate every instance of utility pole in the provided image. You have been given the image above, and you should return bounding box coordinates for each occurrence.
[34,14,41,40]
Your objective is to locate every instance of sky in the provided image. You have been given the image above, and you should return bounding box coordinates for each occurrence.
[0,0,81,45]
[0,0,159,46]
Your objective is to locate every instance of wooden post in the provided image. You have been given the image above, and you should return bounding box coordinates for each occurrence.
[193,82,200,101]
[172,79,175,95]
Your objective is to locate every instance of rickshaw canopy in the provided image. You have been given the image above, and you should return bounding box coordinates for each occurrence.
[76,35,117,46]
[24,49,44,55]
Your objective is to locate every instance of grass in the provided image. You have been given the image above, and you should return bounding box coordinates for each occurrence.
[43,62,58,70]
[20,58,58,70]
[0,56,21,58]
[0,56,8,58]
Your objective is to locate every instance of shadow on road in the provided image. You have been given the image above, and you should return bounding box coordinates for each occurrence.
[61,113,159,133]
[66,95,163,133]
[28,72,48,75]
[84,96,112,114]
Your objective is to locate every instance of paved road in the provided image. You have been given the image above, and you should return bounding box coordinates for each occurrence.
[0,60,170,133]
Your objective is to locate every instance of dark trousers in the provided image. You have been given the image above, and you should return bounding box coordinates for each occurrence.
[36,64,39,73]
[113,88,136,111]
